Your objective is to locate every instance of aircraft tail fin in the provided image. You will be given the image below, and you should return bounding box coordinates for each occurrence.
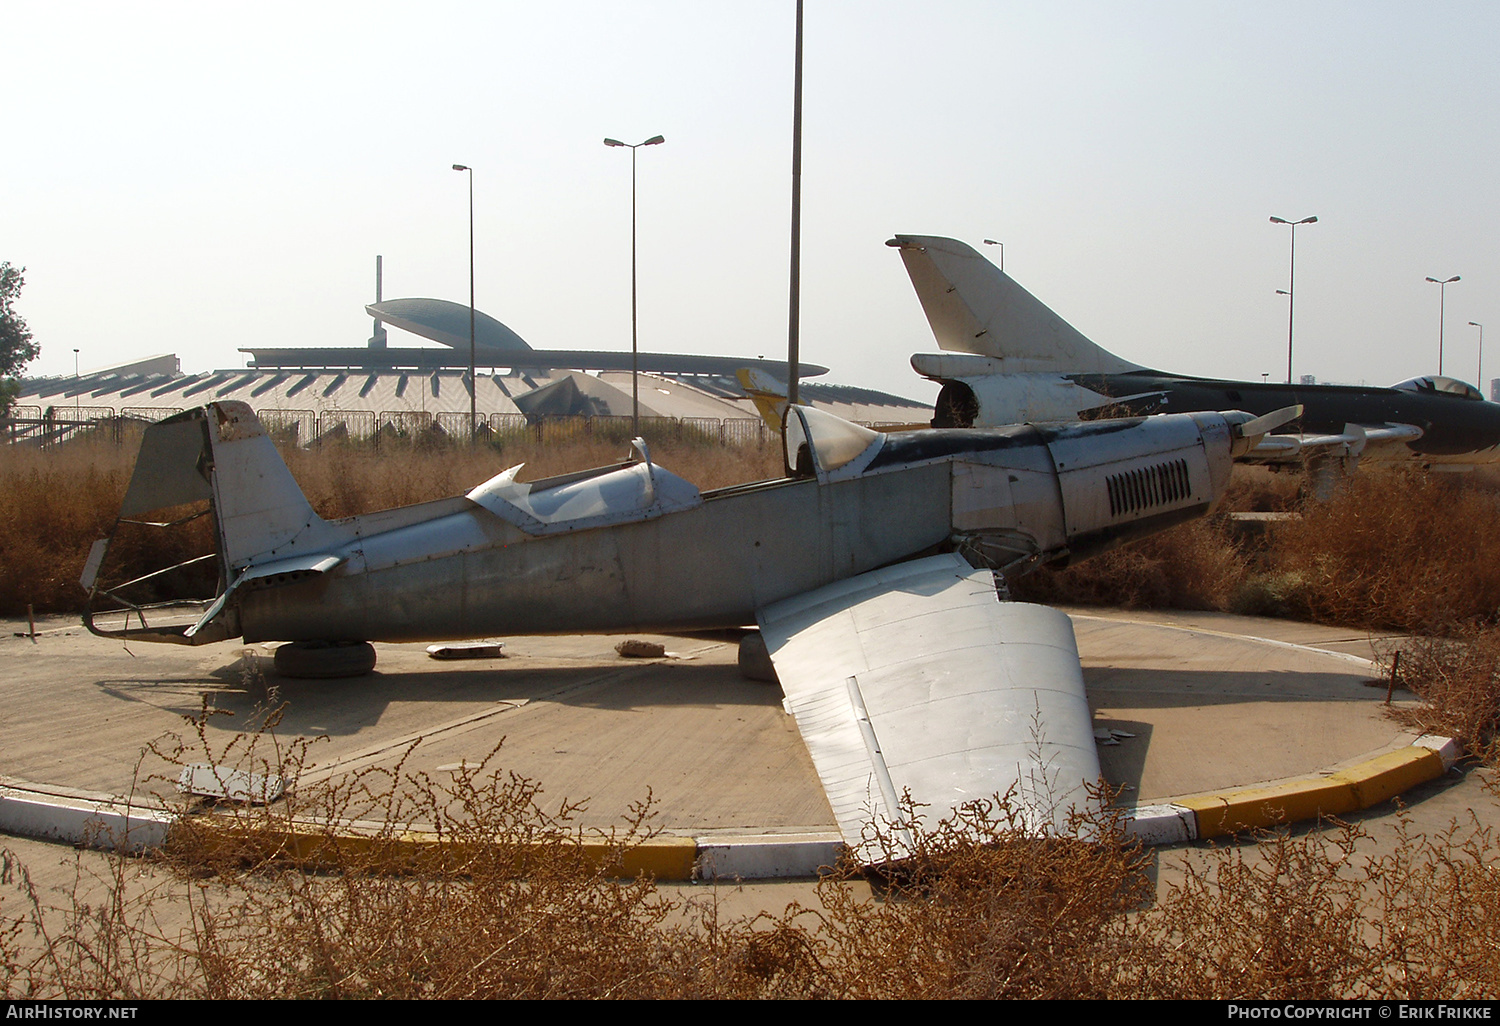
[190,402,336,569]
[736,367,789,431]
[887,235,1143,375]
[85,402,343,644]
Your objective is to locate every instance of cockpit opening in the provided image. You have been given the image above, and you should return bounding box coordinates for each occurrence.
[1391,376,1485,401]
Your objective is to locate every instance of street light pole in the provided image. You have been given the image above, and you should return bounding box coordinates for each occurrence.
[982,238,1004,271]
[787,0,804,408]
[1270,215,1317,385]
[604,135,665,436]
[1425,275,1461,376]
[1470,321,1485,394]
[452,164,476,441]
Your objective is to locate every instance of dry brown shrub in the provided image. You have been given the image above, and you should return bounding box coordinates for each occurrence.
[1128,825,1376,998]
[1262,468,1500,633]
[1223,464,1303,512]
[758,800,1155,1000]
[1378,627,1500,760]
[1125,816,1500,999]
[6,698,1500,1001]
[1363,812,1500,998]
[1015,465,1500,637]
[0,436,136,614]
[1013,514,1248,611]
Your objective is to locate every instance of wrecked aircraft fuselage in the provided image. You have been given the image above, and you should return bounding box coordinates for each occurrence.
[84,401,1248,647]
[82,399,1284,854]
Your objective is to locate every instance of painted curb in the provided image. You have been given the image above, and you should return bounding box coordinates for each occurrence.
[0,785,173,853]
[695,834,844,880]
[175,817,703,879]
[1125,804,1198,844]
[1169,742,1453,840]
[0,735,1463,877]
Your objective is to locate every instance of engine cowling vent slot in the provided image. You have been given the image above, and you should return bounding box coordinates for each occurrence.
[1106,458,1191,517]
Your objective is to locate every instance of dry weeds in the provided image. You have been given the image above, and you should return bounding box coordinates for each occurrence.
[1378,628,1500,763]
[3,706,1499,999]
[1018,464,1500,635]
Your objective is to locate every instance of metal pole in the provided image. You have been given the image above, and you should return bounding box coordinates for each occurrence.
[452,164,476,442]
[1426,275,1461,376]
[787,0,803,408]
[631,144,639,435]
[603,136,664,436]
[1287,222,1296,385]
[1270,216,1316,384]
[1471,322,1484,392]
[468,171,475,441]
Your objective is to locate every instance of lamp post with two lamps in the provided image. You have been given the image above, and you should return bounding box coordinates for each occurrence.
[1425,275,1461,376]
[603,134,665,436]
[1270,215,1317,385]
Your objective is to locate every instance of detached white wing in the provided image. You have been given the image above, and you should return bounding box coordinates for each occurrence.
[756,553,1101,862]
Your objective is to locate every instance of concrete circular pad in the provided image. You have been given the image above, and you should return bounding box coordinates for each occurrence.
[0,608,1435,857]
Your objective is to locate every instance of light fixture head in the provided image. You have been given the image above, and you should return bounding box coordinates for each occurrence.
[643,135,665,146]
[603,138,626,147]
[452,164,470,171]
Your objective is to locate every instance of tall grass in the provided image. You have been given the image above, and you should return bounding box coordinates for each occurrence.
[1016,466,1500,635]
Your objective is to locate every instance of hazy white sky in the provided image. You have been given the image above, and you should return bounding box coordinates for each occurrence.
[5,1,1497,402]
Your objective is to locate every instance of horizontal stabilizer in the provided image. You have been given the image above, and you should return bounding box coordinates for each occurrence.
[757,553,1101,863]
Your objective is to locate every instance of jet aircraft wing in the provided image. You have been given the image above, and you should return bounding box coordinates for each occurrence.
[756,553,1100,861]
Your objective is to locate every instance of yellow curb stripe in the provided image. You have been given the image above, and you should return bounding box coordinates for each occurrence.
[1177,746,1447,839]
[176,818,702,879]
[1337,747,1447,808]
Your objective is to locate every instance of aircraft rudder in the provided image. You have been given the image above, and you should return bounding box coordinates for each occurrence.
[201,402,331,568]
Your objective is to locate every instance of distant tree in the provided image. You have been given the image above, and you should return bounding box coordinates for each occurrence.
[0,263,39,413]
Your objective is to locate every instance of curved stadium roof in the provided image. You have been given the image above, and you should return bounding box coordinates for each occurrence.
[367,298,532,352]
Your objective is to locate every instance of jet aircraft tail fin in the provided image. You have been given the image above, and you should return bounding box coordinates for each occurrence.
[887,235,1144,375]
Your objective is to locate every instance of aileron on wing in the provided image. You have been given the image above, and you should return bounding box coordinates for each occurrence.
[756,553,1101,862]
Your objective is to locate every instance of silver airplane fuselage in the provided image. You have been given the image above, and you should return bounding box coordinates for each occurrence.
[86,402,1246,649]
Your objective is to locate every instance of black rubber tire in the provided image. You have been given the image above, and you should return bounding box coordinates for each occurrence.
[737,631,779,684]
[273,640,377,679]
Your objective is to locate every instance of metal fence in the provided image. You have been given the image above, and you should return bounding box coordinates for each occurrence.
[1,404,783,451]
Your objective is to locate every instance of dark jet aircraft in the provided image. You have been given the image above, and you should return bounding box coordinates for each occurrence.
[888,235,1500,490]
